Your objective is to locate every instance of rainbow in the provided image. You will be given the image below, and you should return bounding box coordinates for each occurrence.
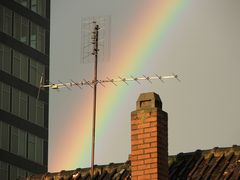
[49,0,190,171]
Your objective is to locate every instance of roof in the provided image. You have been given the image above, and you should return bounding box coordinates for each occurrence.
[24,146,240,180]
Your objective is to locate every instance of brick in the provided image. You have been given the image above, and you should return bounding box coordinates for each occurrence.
[150,163,158,168]
[138,164,150,170]
[132,170,144,176]
[145,158,157,164]
[144,168,158,174]
[131,155,138,161]
[132,139,144,145]
[138,122,150,129]
[132,145,138,151]
[138,143,150,149]
[131,128,143,135]
[150,142,157,147]
[132,160,144,166]
[151,152,158,158]
[131,124,138,130]
[138,154,150,160]
[131,166,138,171]
[131,119,142,125]
[150,173,158,179]
[144,137,157,143]
[131,135,138,141]
[150,132,157,137]
[150,121,157,127]
[144,147,157,154]
[132,149,143,155]
[145,117,157,123]
[144,127,157,133]
[138,174,151,180]
[138,133,150,139]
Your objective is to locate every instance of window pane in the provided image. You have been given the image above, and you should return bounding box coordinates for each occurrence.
[0,161,8,180]
[12,88,20,116]
[0,44,3,70]
[15,0,30,8]
[36,137,43,164]
[10,165,17,180]
[0,121,9,151]
[36,101,44,126]
[2,83,10,112]
[18,129,26,157]
[31,0,37,12]
[14,13,29,44]
[0,6,3,32]
[30,23,37,48]
[28,96,36,123]
[30,60,37,85]
[11,127,18,154]
[4,8,12,35]
[21,17,29,44]
[21,54,28,81]
[13,50,28,82]
[0,44,11,74]
[37,26,45,53]
[19,92,27,119]
[28,134,35,161]
[13,51,21,78]
[14,13,21,40]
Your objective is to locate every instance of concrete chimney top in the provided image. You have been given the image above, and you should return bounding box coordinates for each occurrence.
[136,92,162,110]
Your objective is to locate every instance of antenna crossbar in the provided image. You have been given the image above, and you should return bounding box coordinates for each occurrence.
[41,74,179,90]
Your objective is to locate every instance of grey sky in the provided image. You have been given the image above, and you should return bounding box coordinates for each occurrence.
[49,0,240,171]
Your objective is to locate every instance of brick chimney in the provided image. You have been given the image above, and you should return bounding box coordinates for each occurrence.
[131,92,168,180]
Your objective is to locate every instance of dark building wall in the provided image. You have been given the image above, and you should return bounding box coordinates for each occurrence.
[0,0,50,179]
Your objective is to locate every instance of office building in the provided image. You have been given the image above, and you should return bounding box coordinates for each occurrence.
[0,0,50,179]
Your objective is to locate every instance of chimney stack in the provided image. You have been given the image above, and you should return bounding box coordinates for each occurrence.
[131,92,168,180]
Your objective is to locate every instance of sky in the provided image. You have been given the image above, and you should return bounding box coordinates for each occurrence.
[49,0,240,172]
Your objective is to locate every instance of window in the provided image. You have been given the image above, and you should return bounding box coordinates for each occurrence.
[10,165,26,180]
[0,82,11,112]
[14,13,29,44]
[31,0,46,17]
[0,5,12,36]
[30,59,45,86]
[0,161,8,180]
[0,121,9,151]
[29,96,44,127]
[30,22,45,53]
[36,100,44,126]
[28,134,43,164]
[11,127,27,158]
[13,50,28,82]
[0,43,11,74]
[14,0,30,8]
[12,88,28,120]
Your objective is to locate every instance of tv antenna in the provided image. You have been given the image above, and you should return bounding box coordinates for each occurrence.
[38,16,180,178]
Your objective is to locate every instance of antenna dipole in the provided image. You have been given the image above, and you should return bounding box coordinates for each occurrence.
[38,19,180,178]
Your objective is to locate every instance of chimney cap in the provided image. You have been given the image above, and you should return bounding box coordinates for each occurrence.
[136,92,162,110]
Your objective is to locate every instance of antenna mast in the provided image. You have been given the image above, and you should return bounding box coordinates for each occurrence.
[91,21,99,177]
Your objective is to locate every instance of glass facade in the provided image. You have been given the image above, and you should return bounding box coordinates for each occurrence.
[0,0,49,178]
[0,124,45,165]
[0,43,46,87]
[0,121,9,151]
[0,5,46,54]
[0,43,11,74]
[15,0,46,17]
[0,6,12,36]
[0,82,45,127]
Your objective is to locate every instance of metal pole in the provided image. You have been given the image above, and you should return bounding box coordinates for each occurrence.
[91,23,99,178]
